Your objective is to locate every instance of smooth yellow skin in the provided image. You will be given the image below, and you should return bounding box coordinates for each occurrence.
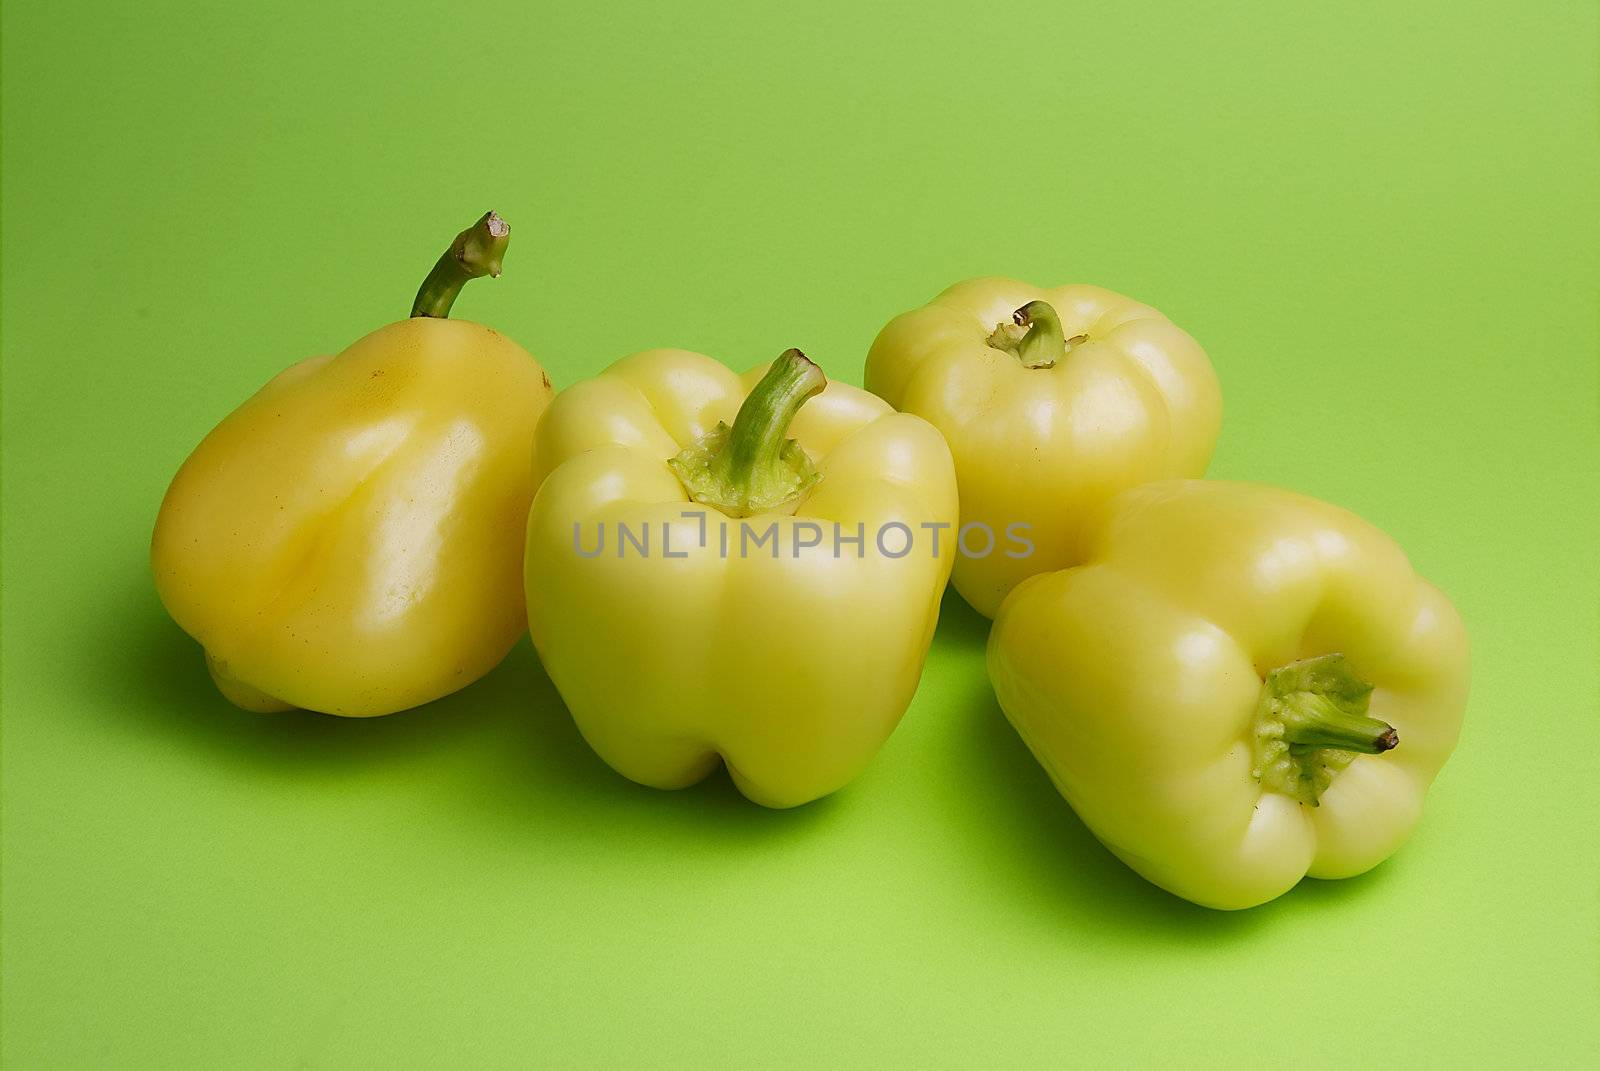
[152,317,553,717]
[866,277,1221,617]
[988,481,1470,909]
[525,349,958,808]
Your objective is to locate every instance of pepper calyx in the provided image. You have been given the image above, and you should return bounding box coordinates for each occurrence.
[667,349,825,518]
[986,300,1085,369]
[1251,653,1397,806]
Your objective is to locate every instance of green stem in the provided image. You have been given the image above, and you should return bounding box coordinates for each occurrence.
[720,351,825,489]
[667,349,827,517]
[986,300,1087,369]
[1013,301,1064,368]
[410,211,510,319]
[1279,693,1399,753]
[1251,654,1397,806]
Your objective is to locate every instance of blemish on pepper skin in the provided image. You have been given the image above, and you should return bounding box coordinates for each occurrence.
[371,369,385,378]
[541,371,551,390]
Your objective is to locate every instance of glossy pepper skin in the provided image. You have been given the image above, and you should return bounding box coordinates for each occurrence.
[152,213,554,717]
[988,480,1469,910]
[865,277,1221,617]
[524,348,958,807]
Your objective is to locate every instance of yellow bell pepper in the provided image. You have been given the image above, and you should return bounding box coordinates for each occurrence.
[865,277,1222,617]
[524,348,958,807]
[152,213,554,717]
[988,480,1470,909]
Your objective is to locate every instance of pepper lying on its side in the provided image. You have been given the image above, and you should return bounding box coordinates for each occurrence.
[987,480,1469,909]
[152,213,553,717]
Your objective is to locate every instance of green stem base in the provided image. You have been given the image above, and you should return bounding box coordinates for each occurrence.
[986,300,1087,369]
[1251,654,1397,806]
[668,349,826,517]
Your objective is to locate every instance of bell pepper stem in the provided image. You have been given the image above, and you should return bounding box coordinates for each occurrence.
[1013,301,1064,368]
[1280,692,1399,752]
[986,300,1086,369]
[721,351,825,487]
[1251,654,1398,806]
[410,211,510,319]
[667,349,827,517]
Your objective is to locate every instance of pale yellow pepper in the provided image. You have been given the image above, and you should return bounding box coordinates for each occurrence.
[866,277,1221,617]
[152,213,553,717]
[988,481,1470,909]
[524,348,957,807]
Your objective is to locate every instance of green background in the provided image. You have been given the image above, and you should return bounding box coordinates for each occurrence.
[4,0,1597,1064]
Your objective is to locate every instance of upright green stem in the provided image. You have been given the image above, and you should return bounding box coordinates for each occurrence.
[668,349,827,517]
[410,211,510,319]
[719,351,825,490]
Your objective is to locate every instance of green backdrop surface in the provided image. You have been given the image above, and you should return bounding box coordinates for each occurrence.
[3,1,1597,1065]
